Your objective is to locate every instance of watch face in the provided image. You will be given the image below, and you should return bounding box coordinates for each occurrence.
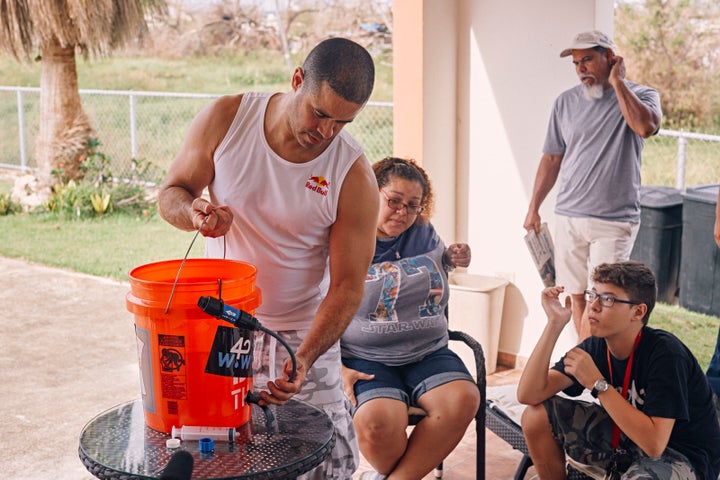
[596,379,608,391]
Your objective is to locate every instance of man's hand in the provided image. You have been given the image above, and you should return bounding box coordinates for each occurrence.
[190,198,233,237]
[609,55,627,87]
[258,356,307,406]
[541,285,573,327]
[523,210,541,234]
[341,365,375,407]
[562,347,603,390]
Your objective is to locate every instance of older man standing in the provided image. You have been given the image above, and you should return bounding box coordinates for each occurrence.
[524,30,662,339]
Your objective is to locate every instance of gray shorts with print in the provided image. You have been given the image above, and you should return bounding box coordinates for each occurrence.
[253,330,358,480]
[543,395,697,480]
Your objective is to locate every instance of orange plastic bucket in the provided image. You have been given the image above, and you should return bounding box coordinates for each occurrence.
[126,259,261,433]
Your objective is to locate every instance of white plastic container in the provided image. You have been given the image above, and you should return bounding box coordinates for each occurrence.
[448,273,508,374]
[171,425,236,442]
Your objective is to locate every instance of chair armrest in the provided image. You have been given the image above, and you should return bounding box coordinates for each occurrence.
[448,329,487,381]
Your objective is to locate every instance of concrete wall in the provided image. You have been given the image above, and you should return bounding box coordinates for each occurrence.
[393,0,614,364]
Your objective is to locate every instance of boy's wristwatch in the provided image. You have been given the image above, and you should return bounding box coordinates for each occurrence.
[591,379,609,398]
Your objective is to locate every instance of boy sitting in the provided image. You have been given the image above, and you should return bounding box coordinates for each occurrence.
[518,261,720,479]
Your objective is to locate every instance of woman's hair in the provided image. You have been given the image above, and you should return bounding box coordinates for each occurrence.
[591,261,657,324]
[372,157,434,223]
[301,37,375,105]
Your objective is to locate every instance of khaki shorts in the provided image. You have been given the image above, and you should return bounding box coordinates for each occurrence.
[554,215,639,294]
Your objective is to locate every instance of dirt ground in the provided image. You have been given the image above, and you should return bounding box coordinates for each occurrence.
[0,256,139,480]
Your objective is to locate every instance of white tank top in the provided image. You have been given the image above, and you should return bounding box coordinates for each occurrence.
[206,92,363,330]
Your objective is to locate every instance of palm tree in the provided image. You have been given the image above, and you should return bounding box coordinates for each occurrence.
[0,0,167,191]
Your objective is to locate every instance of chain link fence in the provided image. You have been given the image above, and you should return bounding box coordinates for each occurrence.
[0,87,393,181]
[1,85,718,188]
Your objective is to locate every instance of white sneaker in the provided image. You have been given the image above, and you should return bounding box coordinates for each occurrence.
[360,471,387,480]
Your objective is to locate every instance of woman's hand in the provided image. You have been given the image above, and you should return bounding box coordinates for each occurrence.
[341,364,374,407]
[444,243,471,269]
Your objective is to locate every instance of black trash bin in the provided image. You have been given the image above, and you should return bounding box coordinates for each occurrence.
[630,186,683,304]
[679,184,720,315]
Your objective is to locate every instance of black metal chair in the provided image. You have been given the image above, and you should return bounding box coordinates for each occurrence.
[408,329,486,479]
[486,388,591,480]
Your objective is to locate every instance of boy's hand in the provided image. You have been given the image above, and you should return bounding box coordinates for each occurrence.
[541,285,572,327]
[562,347,603,389]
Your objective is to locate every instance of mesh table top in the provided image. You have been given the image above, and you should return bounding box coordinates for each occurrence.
[79,399,335,479]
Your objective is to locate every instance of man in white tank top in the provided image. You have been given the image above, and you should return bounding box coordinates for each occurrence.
[158,38,379,479]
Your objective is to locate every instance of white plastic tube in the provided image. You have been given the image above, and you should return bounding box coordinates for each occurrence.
[171,425,236,442]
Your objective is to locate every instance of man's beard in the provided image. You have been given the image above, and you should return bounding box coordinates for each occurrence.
[582,82,604,101]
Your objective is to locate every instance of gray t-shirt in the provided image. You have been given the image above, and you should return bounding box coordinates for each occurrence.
[543,82,662,222]
[340,241,449,366]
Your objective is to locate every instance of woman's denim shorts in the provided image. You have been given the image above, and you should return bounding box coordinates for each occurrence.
[342,346,474,411]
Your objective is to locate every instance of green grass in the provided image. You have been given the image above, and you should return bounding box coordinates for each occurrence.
[0,211,205,280]
[642,134,720,187]
[650,303,717,372]
[0,50,393,100]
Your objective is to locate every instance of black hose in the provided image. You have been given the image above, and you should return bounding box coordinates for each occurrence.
[197,295,297,382]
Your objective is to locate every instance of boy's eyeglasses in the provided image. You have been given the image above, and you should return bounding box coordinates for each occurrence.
[584,290,639,308]
[381,191,424,215]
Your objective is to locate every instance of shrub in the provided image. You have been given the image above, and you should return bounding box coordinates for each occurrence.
[44,138,162,219]
[0,192,22,215]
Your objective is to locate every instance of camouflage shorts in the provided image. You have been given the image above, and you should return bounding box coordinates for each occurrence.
[253,330,359,479]
[543,396,698,480]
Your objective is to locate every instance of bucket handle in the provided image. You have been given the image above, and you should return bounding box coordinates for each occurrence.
[165,219,226,314]
[165,223,204,314]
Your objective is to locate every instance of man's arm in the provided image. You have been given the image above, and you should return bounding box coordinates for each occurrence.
[260,155,379,404]
[609,56,661,138]
[523,153,563,234]
[517,286,574,405]
[158,95,240,237]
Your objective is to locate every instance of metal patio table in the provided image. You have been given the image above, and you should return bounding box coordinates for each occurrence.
[79,398,335,479]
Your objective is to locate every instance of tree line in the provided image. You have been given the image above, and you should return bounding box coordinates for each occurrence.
[615,0,720,132]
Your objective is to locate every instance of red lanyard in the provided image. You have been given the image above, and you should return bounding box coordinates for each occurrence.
[605,329,642,449]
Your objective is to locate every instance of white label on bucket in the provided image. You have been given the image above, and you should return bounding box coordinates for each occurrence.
[159,334,188,400]
[232,377,248,410]
[135,326,155,413]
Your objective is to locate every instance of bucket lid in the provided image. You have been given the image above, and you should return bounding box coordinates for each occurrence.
[639,185,683,208]
[682,184,719,205]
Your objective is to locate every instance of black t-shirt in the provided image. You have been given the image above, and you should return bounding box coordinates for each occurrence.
[553,326,720,480]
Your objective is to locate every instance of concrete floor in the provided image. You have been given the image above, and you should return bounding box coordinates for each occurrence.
[0,256,530,480]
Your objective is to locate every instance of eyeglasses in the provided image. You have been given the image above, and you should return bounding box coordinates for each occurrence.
[381,191,424,215]
[584,290,640,308]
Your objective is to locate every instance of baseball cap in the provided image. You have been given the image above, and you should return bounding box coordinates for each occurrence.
[559,30,616,57]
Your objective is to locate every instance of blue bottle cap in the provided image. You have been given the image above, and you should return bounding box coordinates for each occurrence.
[199,437,214,453]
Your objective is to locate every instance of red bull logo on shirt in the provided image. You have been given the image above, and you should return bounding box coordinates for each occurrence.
[305,175,330,196]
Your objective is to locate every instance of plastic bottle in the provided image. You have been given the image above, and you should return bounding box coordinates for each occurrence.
[171,425,236,442]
